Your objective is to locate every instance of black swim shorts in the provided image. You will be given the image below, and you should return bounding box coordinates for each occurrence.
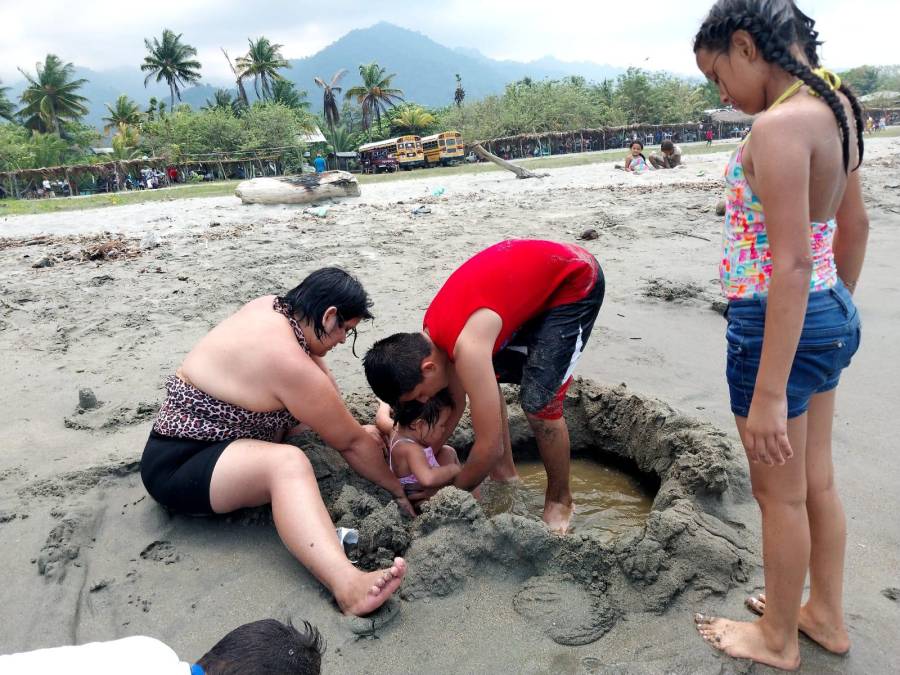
[140,431,233,515]
[492,265,605,419]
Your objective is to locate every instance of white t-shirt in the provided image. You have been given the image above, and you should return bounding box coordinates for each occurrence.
[0,636,192,675]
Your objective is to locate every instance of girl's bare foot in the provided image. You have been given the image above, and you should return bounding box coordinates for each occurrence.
[337,557,407,617]
[745,594,850,655]
[694,613,801,671]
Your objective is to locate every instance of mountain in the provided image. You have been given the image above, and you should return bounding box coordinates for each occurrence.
[4,22,625,130]
[288,23,624,113]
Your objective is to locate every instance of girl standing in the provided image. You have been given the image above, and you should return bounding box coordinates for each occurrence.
[692,0,867,669]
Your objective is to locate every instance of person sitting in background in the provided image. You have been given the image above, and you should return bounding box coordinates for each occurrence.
[0,618,323,675]
[375,389,461,507]
[649,139,683,169]
[623,141,649,173]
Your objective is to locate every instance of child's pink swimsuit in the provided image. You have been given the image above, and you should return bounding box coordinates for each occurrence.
[389,436,440,492]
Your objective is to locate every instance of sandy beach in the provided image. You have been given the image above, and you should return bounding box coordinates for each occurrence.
[1,139,898,674]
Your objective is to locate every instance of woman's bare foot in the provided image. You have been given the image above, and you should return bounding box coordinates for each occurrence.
[694,613,801,671]
[543,499,574,534]
[337,557,407,617]
[745,594,850,655]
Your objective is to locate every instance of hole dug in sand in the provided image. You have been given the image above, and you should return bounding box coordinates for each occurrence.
[321,378,752,646]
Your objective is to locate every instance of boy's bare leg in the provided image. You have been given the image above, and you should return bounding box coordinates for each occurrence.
[525,413,573,534]
[489,387,519,481]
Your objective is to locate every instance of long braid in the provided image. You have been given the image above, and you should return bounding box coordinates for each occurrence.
[764,48,852,172]
[695,0,855,172]
[839,84,864,170]
[792,3,865,169]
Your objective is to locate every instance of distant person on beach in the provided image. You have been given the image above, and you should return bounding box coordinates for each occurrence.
[313,153,326,173]
[363,239,604,533]
[693,0,867,669]
[705,128,715,145]
[649,140,683,169]
[140,268,411,617]
[623,141,649,172]
[374,389,461,507]
[0,618,323,674]
[865,115,874,134]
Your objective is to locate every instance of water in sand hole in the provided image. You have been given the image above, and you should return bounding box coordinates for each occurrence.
[482,458,654,539]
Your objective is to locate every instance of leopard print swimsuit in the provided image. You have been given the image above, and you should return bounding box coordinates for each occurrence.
[152,298,309,442]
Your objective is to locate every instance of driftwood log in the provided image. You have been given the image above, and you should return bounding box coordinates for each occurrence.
[235,171,360,205]
[472,143,548,179]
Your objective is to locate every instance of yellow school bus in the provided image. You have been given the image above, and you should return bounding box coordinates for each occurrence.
[358,135,424,172]
[422,131,464,166]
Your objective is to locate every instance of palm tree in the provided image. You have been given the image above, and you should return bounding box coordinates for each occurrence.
[102,95,141,134]
[145,96,166,121]
[454,73,465,108]
[203,88,235,111]
[221,48,249,108]
[111,124,142,159]
[314,69,346,144]
[344,63,404,134]
[0,79,14,121]
[270,79,308,110]
[17,54,89,134]
[236,37,290,101]
[141,29,202,112]
[392,105,435,135]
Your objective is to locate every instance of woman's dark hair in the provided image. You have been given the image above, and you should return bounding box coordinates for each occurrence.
[630,140,644,150]
[281,267,374,352]
[392,388,453,428]
[196,618,324,674]
[694,0,863,171]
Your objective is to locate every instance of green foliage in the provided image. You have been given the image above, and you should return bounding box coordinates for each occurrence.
[270,79,309,110]
[439,69,711,141]
[0,79,14,122]
[0,124,33,171]
[141,29,202,111]
[454,73,465,108]
[838,65,880,95]
[140,102,314,167]
[203,89,237,113]
[314,70,347,140]
[17,54,89,134]
[236,37,290,101]
[102,95,142,134]
[389,104,437,135]
[344,63,404,132]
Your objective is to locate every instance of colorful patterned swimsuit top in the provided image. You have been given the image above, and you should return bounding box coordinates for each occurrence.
[152,298,309,442]
[720,69,842,300]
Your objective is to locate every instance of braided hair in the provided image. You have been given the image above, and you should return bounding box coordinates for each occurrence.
[694,0,864,171]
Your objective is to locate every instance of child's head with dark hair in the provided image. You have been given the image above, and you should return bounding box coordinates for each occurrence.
[196,619,324,675]
[693,0,863,171]
[391,388,454,447]
[661,139,675,154]
[364,332,438,406]
[630,141,644,153]
[392,388,453,429]
[282,267,374,345]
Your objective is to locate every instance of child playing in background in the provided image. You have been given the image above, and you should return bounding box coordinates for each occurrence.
[693,0,867,670]
[623,141,649,172]
[375,389,461,504]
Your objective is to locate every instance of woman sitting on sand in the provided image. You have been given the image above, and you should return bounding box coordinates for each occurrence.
[140,267,411,617]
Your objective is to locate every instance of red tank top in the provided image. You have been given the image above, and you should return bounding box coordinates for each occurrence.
[423,240,599,359]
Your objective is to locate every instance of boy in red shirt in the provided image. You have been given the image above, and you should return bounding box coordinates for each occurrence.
[364,239,604,532]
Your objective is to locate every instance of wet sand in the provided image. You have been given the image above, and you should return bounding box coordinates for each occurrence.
[1,138,899,673]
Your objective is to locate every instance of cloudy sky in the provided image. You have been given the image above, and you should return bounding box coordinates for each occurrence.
[1,0,896,83]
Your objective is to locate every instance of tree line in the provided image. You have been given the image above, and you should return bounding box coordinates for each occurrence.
[0,27,896,176]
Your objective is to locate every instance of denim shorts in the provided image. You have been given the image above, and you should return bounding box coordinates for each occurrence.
[725,279,861,418]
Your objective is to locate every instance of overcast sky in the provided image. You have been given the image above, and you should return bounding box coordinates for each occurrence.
[1,0,897,84]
